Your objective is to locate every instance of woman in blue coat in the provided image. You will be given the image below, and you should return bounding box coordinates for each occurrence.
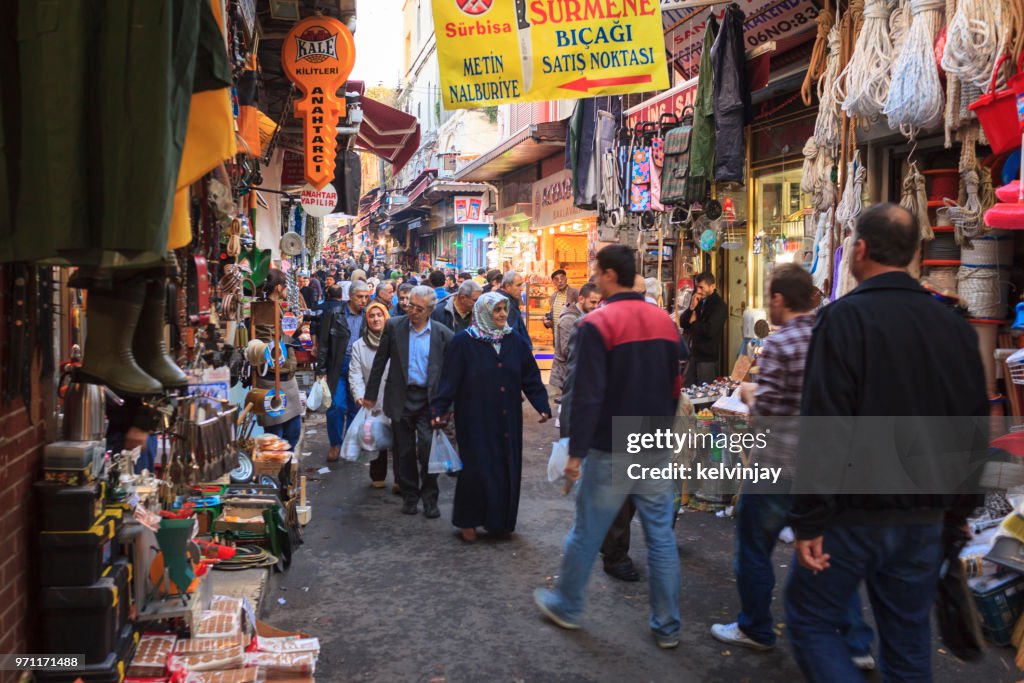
[432,293,552,542]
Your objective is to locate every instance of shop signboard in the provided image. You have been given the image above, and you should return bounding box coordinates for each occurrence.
[281,16,356,189]
[664,0,819,79]
[300,185,339,217]
[625,78,698,128]
[532,169,595,227]
[453,196,485,224]
[434,0,668,109]
[281,151,306,187]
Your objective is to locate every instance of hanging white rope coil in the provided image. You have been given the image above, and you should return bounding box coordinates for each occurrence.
[801,25,842,214]
[836,152,867,233]
[941,0,1003,90]
[811,208,834,296]
[835,153,866,299]
[941,124,986,246]
[884,0,946,137]
[837,0,895,120]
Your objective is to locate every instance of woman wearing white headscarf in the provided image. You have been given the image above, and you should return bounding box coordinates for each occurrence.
[432,292,551,542]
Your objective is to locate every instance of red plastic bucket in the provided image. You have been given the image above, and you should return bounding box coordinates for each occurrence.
[970,54,1022,154]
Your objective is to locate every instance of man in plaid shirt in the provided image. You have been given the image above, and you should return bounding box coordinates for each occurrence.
[710,265,874,669]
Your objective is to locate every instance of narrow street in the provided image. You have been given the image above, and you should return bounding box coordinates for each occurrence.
[266,409,1017,683]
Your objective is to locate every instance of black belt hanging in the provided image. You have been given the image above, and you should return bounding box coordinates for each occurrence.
[36,266,55,380]
[5,264,32,408]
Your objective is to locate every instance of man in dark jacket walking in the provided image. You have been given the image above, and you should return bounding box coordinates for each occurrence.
[534,244,684,649]
[431,279,482,333]
[680,272,727,385]
[785,203,988,681]
[498,271,532,349]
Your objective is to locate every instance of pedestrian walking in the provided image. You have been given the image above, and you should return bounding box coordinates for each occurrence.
[431,292,551,542]
[318,281,369,461]
[393,282,413,316]
[497,271,532,348]
[431,279,482,334]
[348,301,400,491]
[534,244,685,649]
[549,283,599,396]
[680,272,726,385]
[709,264,874,669]
[482,269,502,293]
[785,203,988,681]
[544,269,579,333]
[363,286,455,518]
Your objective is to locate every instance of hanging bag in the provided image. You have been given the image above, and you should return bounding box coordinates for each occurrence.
[341,408,372,462]
[629,125,652,212]
[659,107,695,205]
[428,429,463,474]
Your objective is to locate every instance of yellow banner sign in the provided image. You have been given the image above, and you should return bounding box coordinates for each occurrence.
[434,0,669,109]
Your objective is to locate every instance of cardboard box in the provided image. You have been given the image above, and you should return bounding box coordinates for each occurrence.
[212,506,267,533]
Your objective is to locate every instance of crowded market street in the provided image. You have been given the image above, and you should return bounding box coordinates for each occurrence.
[5,0,1024,682]
[264,410,1018,683]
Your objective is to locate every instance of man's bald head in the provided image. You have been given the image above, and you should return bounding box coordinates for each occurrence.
[855,203,919,268]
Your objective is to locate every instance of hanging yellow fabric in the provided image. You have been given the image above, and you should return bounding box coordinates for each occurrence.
[167,0,236,250]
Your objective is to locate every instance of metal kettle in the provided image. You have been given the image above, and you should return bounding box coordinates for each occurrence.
[60,362,121,442]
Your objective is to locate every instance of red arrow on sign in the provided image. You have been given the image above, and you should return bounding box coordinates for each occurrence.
[559,74,653,93]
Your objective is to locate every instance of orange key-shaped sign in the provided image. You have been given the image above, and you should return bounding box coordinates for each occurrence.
[281,16,356,190]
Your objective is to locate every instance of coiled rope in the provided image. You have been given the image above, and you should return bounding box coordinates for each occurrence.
[837,0,895,120]
[835,153,866,298]
[884,0,946,137]
[801,25,842,213]
[901,162,934,242]
[941,0,1004,90]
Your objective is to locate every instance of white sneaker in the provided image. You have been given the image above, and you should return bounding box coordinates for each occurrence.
[710,623,774,651]
[851,654,876,671]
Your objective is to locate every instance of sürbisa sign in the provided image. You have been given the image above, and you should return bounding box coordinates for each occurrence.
[434,0,669,109]
[281,16,356,190]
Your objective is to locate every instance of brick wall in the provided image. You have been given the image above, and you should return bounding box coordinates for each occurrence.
[0,265,47,682]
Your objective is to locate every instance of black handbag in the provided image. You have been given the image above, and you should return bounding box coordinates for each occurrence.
[934,525,985,661]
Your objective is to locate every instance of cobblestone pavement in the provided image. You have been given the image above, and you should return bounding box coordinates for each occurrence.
[264,411,1017,682]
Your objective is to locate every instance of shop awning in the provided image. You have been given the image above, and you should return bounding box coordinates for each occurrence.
[454,121,567,182]
[424,180,491,202]
[348,81,420,175]
[661,0,819,79]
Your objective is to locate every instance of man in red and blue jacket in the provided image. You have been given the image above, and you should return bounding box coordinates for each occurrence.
[534,244,686,649]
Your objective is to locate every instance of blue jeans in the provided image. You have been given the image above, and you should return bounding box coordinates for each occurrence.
[548,450,680,637]
[265,414,302,451]
[735,493,873,653]
[785,522,944,682]
[325,356,352,447]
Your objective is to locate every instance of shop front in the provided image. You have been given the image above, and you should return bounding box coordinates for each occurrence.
[429,194,493,271]
[525,169,597,351]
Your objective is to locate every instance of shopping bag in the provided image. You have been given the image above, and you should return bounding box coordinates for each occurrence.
[319,377,332,410]
[341,408,370,462]
[359,412,393,451]
[306,380,324,412]
[428,429,463,474]
[547,438,570,484]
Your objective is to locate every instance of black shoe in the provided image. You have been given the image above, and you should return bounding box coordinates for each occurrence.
[401,501,418,515]
[604,561,640,582]
[423,503,441,519]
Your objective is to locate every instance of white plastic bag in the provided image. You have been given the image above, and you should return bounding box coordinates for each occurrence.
[306,380,324,412]
[428,429,462,474]
[319,377,332,410]
[341,408,370,461]
[359,413,393,451]
[547,438,570,484]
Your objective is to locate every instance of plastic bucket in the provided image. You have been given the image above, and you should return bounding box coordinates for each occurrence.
[970,54,1022,154]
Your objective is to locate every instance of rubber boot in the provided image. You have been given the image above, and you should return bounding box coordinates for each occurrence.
[134,278,188,388]
[80,287,162,395]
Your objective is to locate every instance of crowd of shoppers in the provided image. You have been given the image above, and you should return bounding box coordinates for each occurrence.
[300,211,986,681]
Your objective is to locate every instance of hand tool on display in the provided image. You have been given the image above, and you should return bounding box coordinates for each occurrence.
[514,0,533,93]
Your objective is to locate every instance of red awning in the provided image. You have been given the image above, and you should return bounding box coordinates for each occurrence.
[348,81,420,174]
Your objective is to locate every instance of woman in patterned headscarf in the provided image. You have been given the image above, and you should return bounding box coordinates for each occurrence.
[432,292,551,542]
[349,301,398,490]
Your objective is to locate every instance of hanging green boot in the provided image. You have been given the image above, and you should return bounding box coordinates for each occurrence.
[80,286,162,395]
[134,278,188,388]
